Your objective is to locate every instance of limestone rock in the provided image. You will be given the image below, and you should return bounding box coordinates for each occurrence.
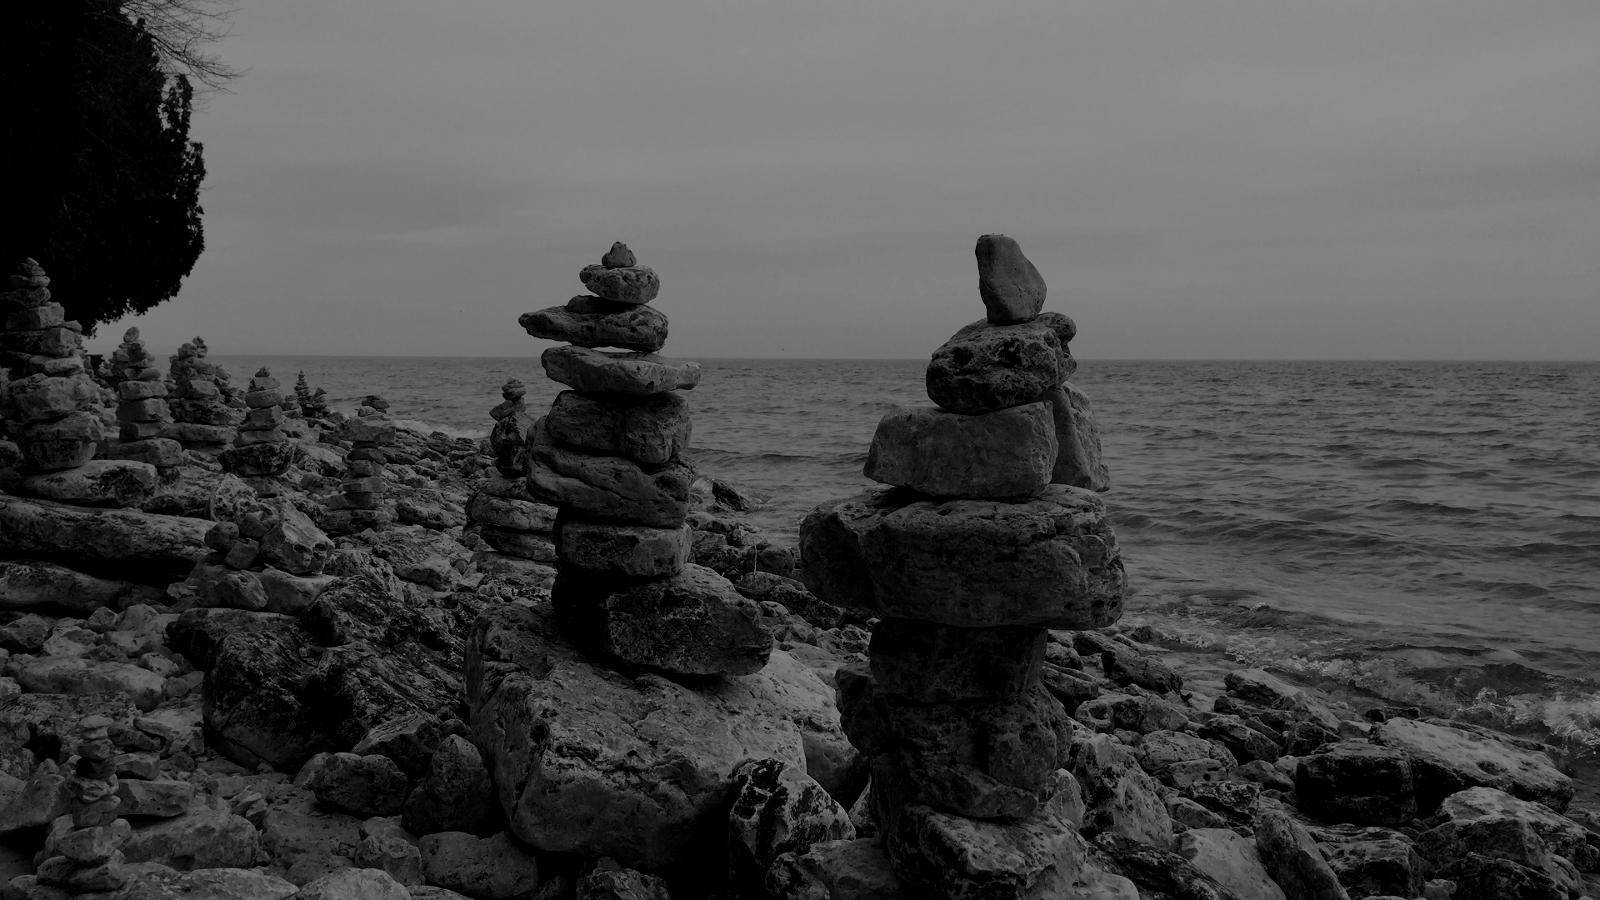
[546,389,690,465]
[798,486,1125,628]
[1295,741,1418,826]
[542,346,701,395]
[728,758,855,886]
[764,838,907,900]
[419,831,541,900]
[520,297,669,353]
[1066,734,1173,849]
[1373,718,1572,813]
[528,420,693,528]
[1253,808,1351,900]
[0,561,164,615]
[1176,827,1287,900]
[840,667,1069,820]
[863,402,1056,499]
[975,234,1046,325]
[601,241,637,268]
[924,321,1061,415]
[555,563,772,676]
[353,817,424,885]
[290,868,410,900]
[12,656,166,711]
[121,808,263,870]
[1436,786,1596,871]
[579,263,660,305]
[401,735,497,837]
[301,752,409,817]
[1046,382,1111,491]
[1313,825,1426,900]
[466,603,837,869]
[554,516,691,578]
[113,864,299,899]
[868,619,1044,703]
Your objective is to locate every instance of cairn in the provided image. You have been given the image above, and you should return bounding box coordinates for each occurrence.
[28,716,131,894]
[220,367,297,481]
[293,371,332,421]
[0,259,102,473]
[466,378,557,570]
[358,394,389,417]
[180,497,336,613]
[325,414,397,534]
[166,337,242,449]
[520,242,770,676]
[106,327,184,473]
[798,235,1126,898]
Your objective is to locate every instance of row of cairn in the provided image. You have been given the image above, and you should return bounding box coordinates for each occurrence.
[799,235,1125,897]
[0,259,100,472]
[519,242,771,675]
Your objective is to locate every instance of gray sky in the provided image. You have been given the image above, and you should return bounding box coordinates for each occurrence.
[95,1,1600,360]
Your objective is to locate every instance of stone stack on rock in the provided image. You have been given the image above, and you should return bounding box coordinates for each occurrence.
[177,496,336,614]
[105,327,184,474]
[798,235,1128,898]
[220,367,297,482]
[22,716,132,895]
[325,413,398,534]
[359,394,390,417]
[165,337,242,449]
[466,380,558,574]
[0,258,103,474]
[293,370,332,421]
[520,242,770,677]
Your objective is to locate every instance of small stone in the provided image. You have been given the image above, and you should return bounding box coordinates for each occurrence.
[975,234,1047,324]
[601,241,637,268]
[301,752,409,818]
[864,401,1056,498]
[579,264,660,305]
[542,346,701,395]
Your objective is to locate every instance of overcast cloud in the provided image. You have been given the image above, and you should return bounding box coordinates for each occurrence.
[94,0,1600,360]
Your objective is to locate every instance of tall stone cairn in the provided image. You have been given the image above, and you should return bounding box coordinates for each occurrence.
[520,242,771,677]
[25,716,132,894]
[798,235,1127,899]
[0,258,103,472]
[166,337,242,448]
[221,367,297,479]
[106,327,184,472]
[326,413,398,533]
[466,378,558,564]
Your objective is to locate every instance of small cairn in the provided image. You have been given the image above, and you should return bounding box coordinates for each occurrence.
[358,393,389,417]
[325,411,398,534]
[105,327,184,473]
[220,367,297,481]
[798,235,1126,898]
[520,242,770,676]
[0,258,102,473]
[166,336,242,449]
[466,378,557,568]
[181,497,336,613]
[293,370,332,421]
[27,716,132,895]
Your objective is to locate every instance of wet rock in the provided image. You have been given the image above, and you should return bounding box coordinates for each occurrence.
[863,402,1056,499]
[798,486,1125,628]
[1373,718,1573,813]
[1134,730,1236,785]
[1253,808,1351,900]
[1437,786,1597,871]
[1295,741,1418,826]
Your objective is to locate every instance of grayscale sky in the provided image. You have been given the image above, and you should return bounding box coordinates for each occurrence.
[95,1,1600,360]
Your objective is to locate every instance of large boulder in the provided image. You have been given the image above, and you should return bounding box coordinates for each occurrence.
[1373,719,1573,813]
[798,486,1125,628]
[19,459,158,507]
[863,403,1056,499]
[520,295,669,353]
[1295,741,1418,825]
[0,560,164,614]
[466,602,842,870]
[0,495,208,582]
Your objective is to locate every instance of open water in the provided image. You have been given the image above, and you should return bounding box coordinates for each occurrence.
[221,355,1600,766]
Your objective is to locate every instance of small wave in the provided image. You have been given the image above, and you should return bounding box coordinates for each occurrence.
[1359,456,1445,471]
[390,418,485,442]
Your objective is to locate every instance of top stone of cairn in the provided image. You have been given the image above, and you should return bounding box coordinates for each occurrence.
[975,234,1046,325]
[580,241,659,306]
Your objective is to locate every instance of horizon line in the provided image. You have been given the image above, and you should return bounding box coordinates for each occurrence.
[184,353,1600,364]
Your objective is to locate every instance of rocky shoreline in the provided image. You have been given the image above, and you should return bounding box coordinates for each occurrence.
[0,250,1596,900]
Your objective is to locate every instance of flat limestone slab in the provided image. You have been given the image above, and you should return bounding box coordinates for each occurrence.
[541,346,701,396]
[520,296,668,353]
[466,603,840,870]
[864,402,1056,499]
[20,459,158,507]
[798,485,1125,628]
[527,420,692,528]
[1374,718,1573,813]
[0,494,209,582]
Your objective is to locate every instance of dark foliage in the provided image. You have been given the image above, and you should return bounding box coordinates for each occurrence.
[2,1,209,334]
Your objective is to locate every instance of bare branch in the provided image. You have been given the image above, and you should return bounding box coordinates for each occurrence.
[112,0,242,94]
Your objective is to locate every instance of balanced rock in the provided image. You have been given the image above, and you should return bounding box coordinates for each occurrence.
[579,261,661,305]
[975,234,1047,325]
[527,420,693,528]
[554,514,692,578]
[542,346,702,395]
[924,321,1063,415]
[868,618,1046,703]
[488,378,534,477]
[864,401,1056,498]
[546,389,689,465]
[1046,382,1110,491]
[520,295,669,353]
[799,485,1125,628]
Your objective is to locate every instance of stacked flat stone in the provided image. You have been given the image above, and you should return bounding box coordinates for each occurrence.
[182,498,336,614]
[468,378,558,563]
[359,394,390,417]
[522,242,770,677]
[106,327,184,472]
[325,414,398,533]
[0,259,103,472]
[294,371,332,420]
[166,337,242,448]
[28,716,132,895]
[798,235,1127,899]
[220,367,297,479]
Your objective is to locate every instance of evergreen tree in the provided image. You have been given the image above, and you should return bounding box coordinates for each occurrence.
[2,1,212,333]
